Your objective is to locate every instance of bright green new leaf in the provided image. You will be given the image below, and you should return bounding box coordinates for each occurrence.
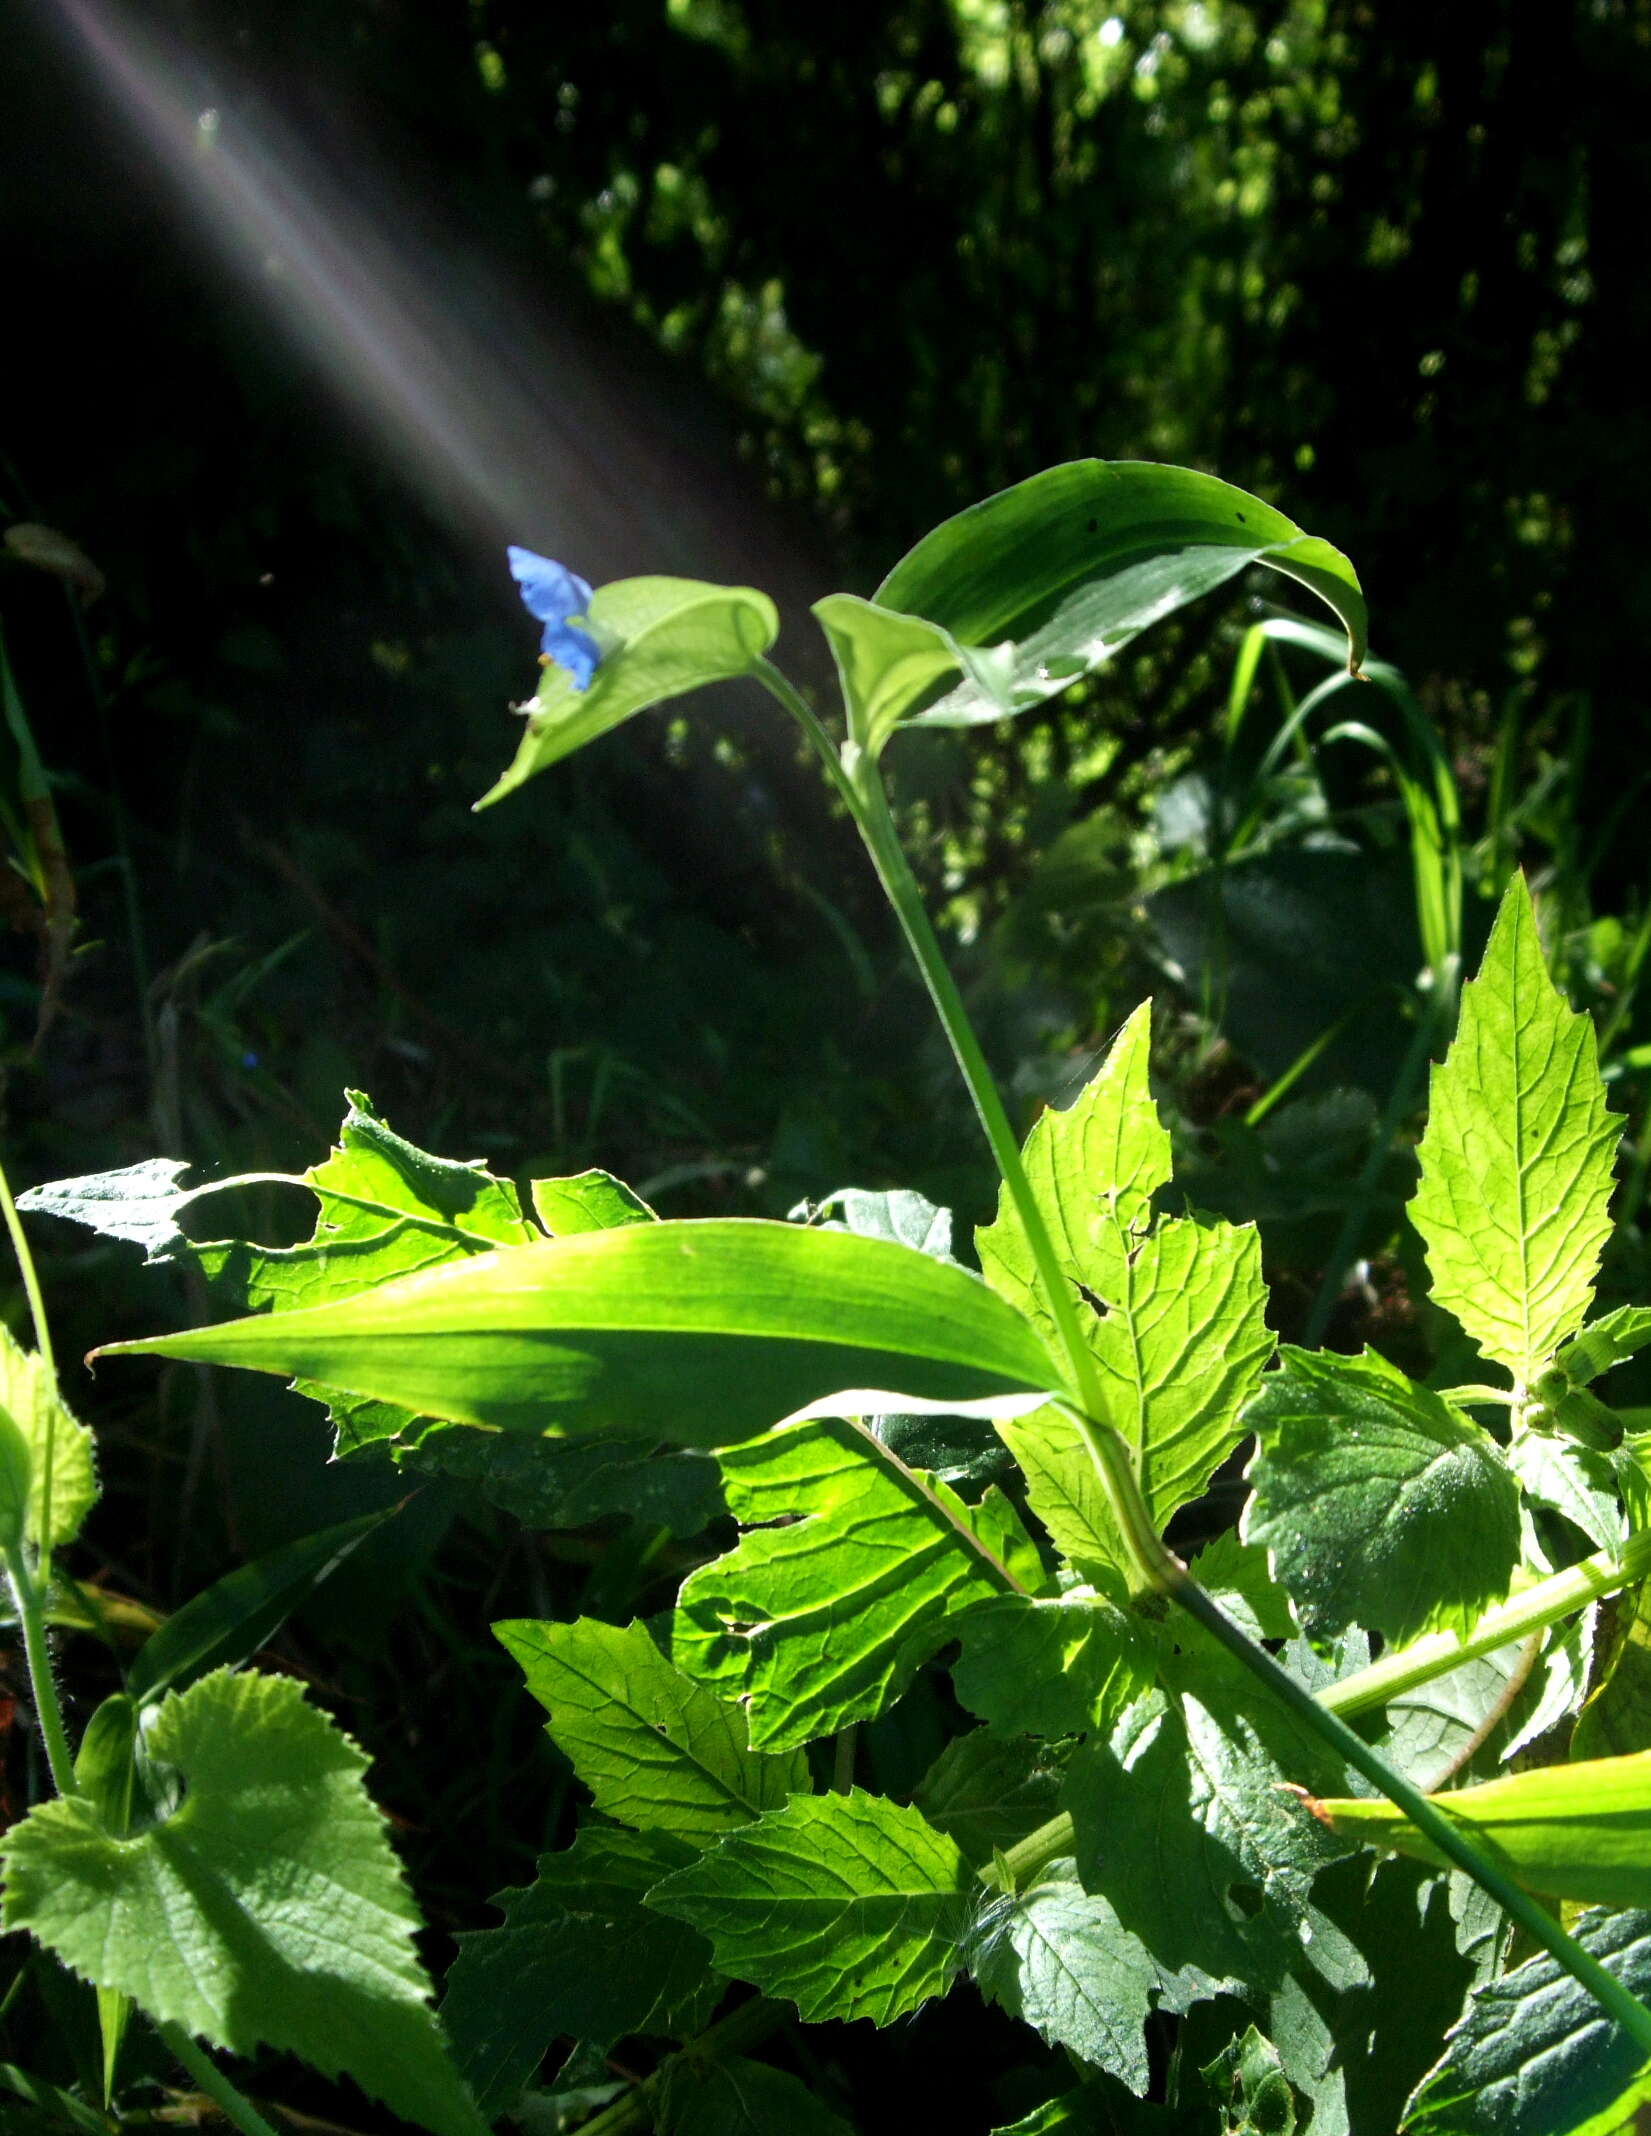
[657,2052,853,2136]
[0,1322,96,1550]
[671,1416,1030,1749]
[478,576,778,807]
[969,1860,1164,2094]
[0,1406,29,1554]
[0,1668,484,2136]
[951,1594,1152,1740]
[1242,1347,1521,1645]
[873,461,1366,731]
[1404,1908,1651,2136]
[812,592,966,756]
[439,1828,719,2117]
[99,1219,1064,1448]
[647,1789,971,2025]
[496,1615,806,1845]
[530,1168,656,1235]
[126,1507,395,1705]
[993,1408,1126,1599]
[1316,1750,1651,1909]
[914,1732,1067,1865]
[1412,875,1619,1384]
[1555,1305,1651,1389]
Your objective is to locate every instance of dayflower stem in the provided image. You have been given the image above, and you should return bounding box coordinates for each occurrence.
[154,2025,283,2136]
[752,657,1651,2047]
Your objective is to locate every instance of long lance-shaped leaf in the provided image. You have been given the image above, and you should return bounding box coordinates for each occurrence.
[866,460,1366,733]
[1312,1751,1651,1910]
[95,1220,1065,1449]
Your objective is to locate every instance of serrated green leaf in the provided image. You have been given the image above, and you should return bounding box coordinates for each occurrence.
[873,461,1365,731]
[495,1615,807,1845]
[1509,1432,1625,1553]
[1241,1347,1521,1645]
[914,1732,1067,1865]
[970,1860,1163,2093]
[1317,1751,1651,1908]
[0,1668,483,2136]
[993,1407,1126,1599]
[1063,1654,1349,1988]
[657,2052,854,2136]
[406,1428,725,1535]
[670,1416,1028,1750]
[1557,1308,1651,1390]
[1575,1581,1651,1760]
[0,1323,96,1550]
[100,1219,1063,1448]
[1190,1532,1297,1643]
[440,1828,719,2117]
[1411,875,1619,1383]
[952,1594,1152,1739]
[647,1790,970,2024]
[478,576,778,807]
[125,1507,395,1704]
[812,593,965,756]
[529,1169,656,1235]
[1404,1907,1651,2135]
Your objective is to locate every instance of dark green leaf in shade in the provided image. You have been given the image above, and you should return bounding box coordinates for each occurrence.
[495,1616,807,1846]
[1241,1347,1521,1645]
[101,1219,1063,1448]
[913,1732,1067,1865]
[1403,1908,1651,2135]
[125,1507,395,1704]
[529,1169,657,1235]
[969,1860,1164,2093]
[405,1428,725,1535]
[671,1417,1030,1750]
[873,461,1366,731]
[647,1790,971,2025]
[0,1669,484,2136]
[478,576,779,806]
[439,1828,719,2118]
[992,2082,1204,2134]
[656,2052,855,2136]
[1200,2026,1297,2135]
[951,1595,1153,1739]
[1574,1580,1651,1761]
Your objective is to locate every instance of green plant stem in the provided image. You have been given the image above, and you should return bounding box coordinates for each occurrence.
[154,2024,283,2136]
[754,660,1651,2049]
[575,1997,788,2136]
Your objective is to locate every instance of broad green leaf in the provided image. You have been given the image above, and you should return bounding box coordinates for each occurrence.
[0,1405,29,1553]
[993,1407,1126,1600]
[1241,1347,1521,1644]
[951,1594,1152,1739]
[99,1219,1064,1448]
[647,1789,970,2024]
[914,1732,1067,1865]
[1556,1307,1651,1389]
[0,1323,96,1550]
[670,1416,1029,1749]
[1411,875,1619,1383]
[1509,1432,1624,1554]
[0,1668,483,2136]
[969,1860,1164,2094]
[406,1427,725,1535]
[874,460,1366,731]
[1404,1908,1651,2136]
[1190,1532,1297,1643]
[656,2053,854,2136]
[1316,1750,1651,1908]
[496,1616,806,1845]
[1201,2026,1298,2136]
[440,1828,719,2117]
[1063,1653,1350,1989]
[16,1154,218,1259]
[529,1168,656,1234]
[812,592,965,756]
[478,576,778,807]
[805,1183,955,1261]
[976,1002,1169,1333]
[126,1507,395,1704]
[74,1696,139,2100]
[1574,1579,1651,1760]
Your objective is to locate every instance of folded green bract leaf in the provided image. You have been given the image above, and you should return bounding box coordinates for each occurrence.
[1316,1752,1651,1910]
[1242,1346,1521,1645]
[1411,873,1620,1386]
[671,1415,1037,1749]
[1404,1908,1651,2135]
[495,1614,807,1845]
[97,1218,1064,1448]
[869,460,1366,732]
[0,1668,484,2136]
[478,575,778,807]
[646,1789,971,2025]
[0,1322,97,1550]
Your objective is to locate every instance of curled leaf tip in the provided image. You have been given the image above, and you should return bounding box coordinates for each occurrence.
[506,545,600,691]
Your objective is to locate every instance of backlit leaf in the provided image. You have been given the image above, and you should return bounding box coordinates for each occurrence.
[0,1323,96,1550]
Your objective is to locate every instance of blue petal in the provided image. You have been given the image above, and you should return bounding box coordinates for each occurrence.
[507,546,600,692]
[541,616,600,690]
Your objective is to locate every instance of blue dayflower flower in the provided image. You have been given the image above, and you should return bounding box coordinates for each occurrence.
[507,545,600,692]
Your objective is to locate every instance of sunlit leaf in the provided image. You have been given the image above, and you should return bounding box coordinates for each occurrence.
[0,1323,96,1550]
[951,1593,1152,1739]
